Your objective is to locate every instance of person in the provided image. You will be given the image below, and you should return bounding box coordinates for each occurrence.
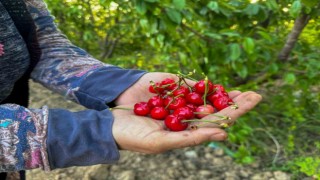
[0,0,262,179]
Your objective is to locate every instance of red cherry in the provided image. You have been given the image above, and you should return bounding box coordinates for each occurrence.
[164,96,187,110]
[150,107,169,120]
[186,104,198,111]
[186,92,204,106]
[193,80,214,94]
[149,82,164,94]
[164,115,188,131]
[134,102,150,116]
[147,96,164,108]
[173,106,195,119]
[213,96,233,111]
[172,86,190,97]
[161,78,176,91]
[195,104,215,118]
[207,91,228,104]
[213,84,226,93]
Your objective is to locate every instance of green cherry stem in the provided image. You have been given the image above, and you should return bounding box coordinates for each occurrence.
[203,76,209,106]
[149,80,161,95]
[109,107,133,111]
[193,112,231,120]
[177,71,198,82]
[164,94,184,109]
[182,115,230,124]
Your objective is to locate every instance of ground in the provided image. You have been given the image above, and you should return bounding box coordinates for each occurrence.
[26,81,294,180]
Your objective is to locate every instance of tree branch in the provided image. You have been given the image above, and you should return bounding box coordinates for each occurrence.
[277,13,311,61]
[181,23,214,43]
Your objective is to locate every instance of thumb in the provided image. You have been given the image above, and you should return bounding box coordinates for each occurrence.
[156,128,227,152]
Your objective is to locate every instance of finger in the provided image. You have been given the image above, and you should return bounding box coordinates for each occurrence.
[228,90,242,99]
[155,128,228,152]
[221,91,262,120]
[192,91,262,128]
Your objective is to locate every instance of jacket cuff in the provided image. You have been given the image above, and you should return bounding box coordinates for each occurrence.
[75,66,147,110]
[47,109,119,169]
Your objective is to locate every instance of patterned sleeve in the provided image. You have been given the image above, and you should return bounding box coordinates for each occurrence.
[0,104,50,172]
[0,104,120,172]
[27,0,146,109]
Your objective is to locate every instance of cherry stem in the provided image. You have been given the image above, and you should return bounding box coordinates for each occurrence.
[164,94,184,109]
[177,71,198,82]
[109,107,133,111]
[182,115,230,123]
[191,122,220,129]
[230,103,239,110]
[203,76,208,106]
[170,81,185,94]
[192,112,230,119]
[149,80,161,95]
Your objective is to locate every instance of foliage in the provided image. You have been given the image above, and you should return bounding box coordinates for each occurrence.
[286,156,320,179]
[44,0,320,177]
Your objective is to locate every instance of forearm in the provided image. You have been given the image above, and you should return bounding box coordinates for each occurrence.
[27,0,146,109]
[0,104,120,172]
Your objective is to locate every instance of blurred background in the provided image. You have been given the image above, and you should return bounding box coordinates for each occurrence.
[39,0,319,179]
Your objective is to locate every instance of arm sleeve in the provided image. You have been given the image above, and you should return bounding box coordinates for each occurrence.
[0,104,119,172]
[27,1,146,110]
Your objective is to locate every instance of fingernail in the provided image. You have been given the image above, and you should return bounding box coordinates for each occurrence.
[211,133,228,141]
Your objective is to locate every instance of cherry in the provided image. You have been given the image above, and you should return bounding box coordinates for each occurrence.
[147,96,164,108]
[213,96,233,111]
[213,84,226,93]
[161,78,176,91]
[150,107,169,120]
[186,104,198,112]
[207,91,228,104]
[193,79,214,94]
[195,104,215,118]
[164,96,187,110]
[149,82,164,94]
[173,106,195,119]
[172,86,190,97]
[134,102,150,116]
[186,92,204,106]
[164,115,188,131]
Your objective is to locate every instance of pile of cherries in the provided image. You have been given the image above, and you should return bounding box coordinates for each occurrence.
[133,74,237,131]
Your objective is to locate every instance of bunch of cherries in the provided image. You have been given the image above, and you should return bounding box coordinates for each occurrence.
[133,73,237,131]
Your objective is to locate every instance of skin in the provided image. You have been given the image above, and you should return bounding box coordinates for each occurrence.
[112,72,263,154]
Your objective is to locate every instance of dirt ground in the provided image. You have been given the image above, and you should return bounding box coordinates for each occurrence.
[26,81,295,180]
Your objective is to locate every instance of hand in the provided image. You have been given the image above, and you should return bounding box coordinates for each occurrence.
[114,72,195,105]
[111,91,262,154]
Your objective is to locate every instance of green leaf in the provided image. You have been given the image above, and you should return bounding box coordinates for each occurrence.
[229,43,241,61]
[221,31,240,37]
[144,0,158,2]
[290,1,302,17]
[173,0,186,10]
[135,0,147,14]
[284,73,296,85]
[266,0,279,10]
[301,0,319,8]
[205,33,222,40]
[242,37,255,54]
[207,1,219,13]
[257,31,272,41]
[139,19,148,29]
[244,4,260,16]
[268,63,279,74]
[166,8,182,24]
[219,6,232,17]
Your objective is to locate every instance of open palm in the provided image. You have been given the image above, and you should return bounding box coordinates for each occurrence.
[112,90,262,153]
